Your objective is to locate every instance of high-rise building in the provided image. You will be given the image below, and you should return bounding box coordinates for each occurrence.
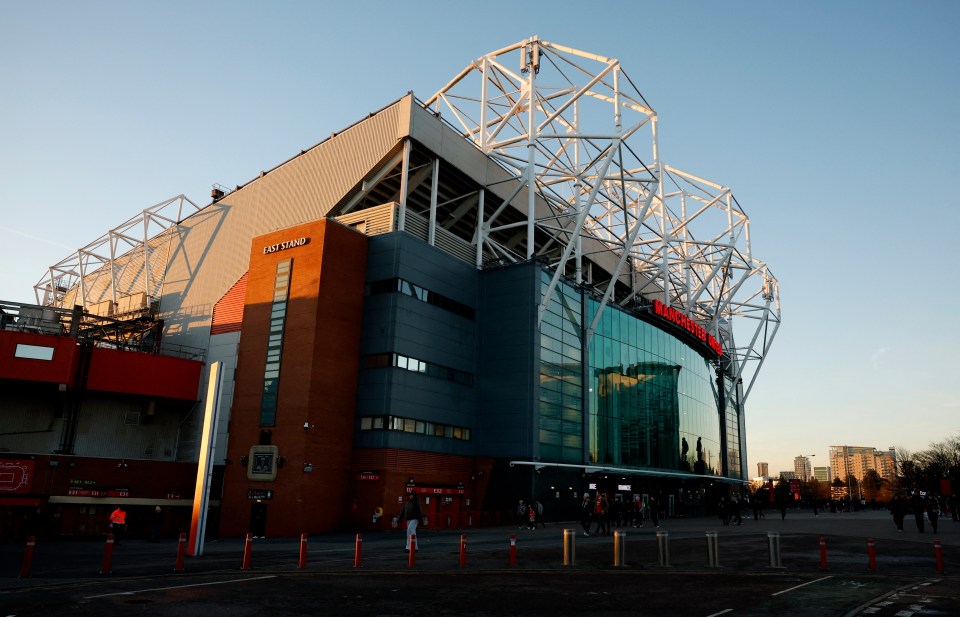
[757,462,769,478]
[829,445,897,484]
[794,456,812,481]
[813,466,831,482]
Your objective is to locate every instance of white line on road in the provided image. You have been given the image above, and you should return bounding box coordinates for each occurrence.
[84,575,277,599]
[705,609,733,617]
[771,576,833,596]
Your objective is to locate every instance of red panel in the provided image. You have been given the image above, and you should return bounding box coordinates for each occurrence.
[0,460,35,493]
[86,348,202,401]
[0,330,78,385]
[211,272,248,335]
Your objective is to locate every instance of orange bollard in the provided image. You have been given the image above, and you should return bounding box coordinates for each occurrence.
[100,533,115,574]
[509,534,517,567]
[459,534,467,567]
[408,534,416,567]
[819,537,828,570]
[19,536,36,578]
[354,534,363,568]
[241,533,253,570]
[175,533,187,572]
[867,538,877,571]
[299,533,308,569]
[934,540,944,574]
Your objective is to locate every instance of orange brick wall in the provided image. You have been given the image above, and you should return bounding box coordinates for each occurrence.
[221,219,368,537]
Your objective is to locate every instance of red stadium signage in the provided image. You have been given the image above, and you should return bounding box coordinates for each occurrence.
[263,237,310,255]
[651,300,722,356]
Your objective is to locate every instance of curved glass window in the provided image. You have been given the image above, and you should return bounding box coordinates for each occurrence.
[587,298,722,475]
[536,270,728,476]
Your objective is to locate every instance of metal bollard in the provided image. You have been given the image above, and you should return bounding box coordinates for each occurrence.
[613,530,626,567]
[818,537,828,570]
[408,534,416,567]
[459,534,467,567]
[100,533,115,575]
[353,534,361,569]
[867,538,877,572]
[656,530,670,567]
[301,534,310,569]
[175,533,187,572]
[934,540,944,574]
[563,528,576,566]
[706,531,719,568]
[767,532,782,568]
[241,533,253,570]
[19,536,36,578]
[508,534,517,567]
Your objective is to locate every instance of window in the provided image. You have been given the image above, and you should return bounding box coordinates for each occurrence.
[260,259,292,426]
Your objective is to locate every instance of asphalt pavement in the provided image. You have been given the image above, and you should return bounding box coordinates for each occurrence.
[2,509,958,616]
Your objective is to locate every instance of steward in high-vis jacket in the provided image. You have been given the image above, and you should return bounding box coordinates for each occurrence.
[109,507,127,545]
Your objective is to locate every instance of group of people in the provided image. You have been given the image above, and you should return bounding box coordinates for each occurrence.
[515,499,545,530]
[716,496,744,525]
[578,492,659,536]
[890,492,947,533]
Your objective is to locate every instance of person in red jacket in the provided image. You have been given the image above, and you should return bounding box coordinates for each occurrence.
[109,506,127,545]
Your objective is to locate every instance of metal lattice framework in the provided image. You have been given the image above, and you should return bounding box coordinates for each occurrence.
[34,194,202,308]
[425,36,781,404]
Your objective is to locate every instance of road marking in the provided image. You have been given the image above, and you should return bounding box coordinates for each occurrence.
[771,576,833,596]
[705,610,732,617]
[84,575,277,599]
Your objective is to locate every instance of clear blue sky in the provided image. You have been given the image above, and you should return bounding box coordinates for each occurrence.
[2,1,958,476]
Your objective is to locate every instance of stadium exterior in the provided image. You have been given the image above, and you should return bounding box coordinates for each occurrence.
[0,38,780,539]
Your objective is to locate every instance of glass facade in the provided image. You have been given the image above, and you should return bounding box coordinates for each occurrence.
[538,271,728,477]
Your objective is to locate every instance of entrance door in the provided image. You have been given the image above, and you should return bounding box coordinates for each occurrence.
[250,502,268,537]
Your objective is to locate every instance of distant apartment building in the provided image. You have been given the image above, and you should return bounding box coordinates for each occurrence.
[813,466,831,482]
[794,456,813,481]
[779,471,796,480]
[757,462,769,478]
[829,445,897,483]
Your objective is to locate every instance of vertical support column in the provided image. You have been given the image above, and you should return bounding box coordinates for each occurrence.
[428,158,439,246]
[526,44,537,260]
[397,139,411,232]
[475,190,485,268]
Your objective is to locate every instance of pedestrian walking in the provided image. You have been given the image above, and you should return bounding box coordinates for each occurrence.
[909,491,925,533]
[109,506,127,545]
[535,499,545,528]
[927,495,941,533]
[593,493,609,535]
[579,493,593,536]
[526,502,537,530]
[950,494,958,522]
[516,499,526,529]
[649,494,660,528]
[150,506,163,542]
[398,491,423,552]
[890,494,907,532]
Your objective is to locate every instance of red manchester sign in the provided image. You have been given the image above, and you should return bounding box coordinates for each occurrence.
[652,300,722,356]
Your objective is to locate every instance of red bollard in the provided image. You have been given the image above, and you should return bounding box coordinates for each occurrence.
[819,537,828,570]
[934,540,945,574]
[353,534,362,568]
[867,538,877,571]
[508,534,517,567]
[100,533,115,575]
[408,534,416,567]
[459,534,467,567]
[299,533,308,569]
[19,536,36,578]
[241,533,253,570]
[175,533,187,572]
